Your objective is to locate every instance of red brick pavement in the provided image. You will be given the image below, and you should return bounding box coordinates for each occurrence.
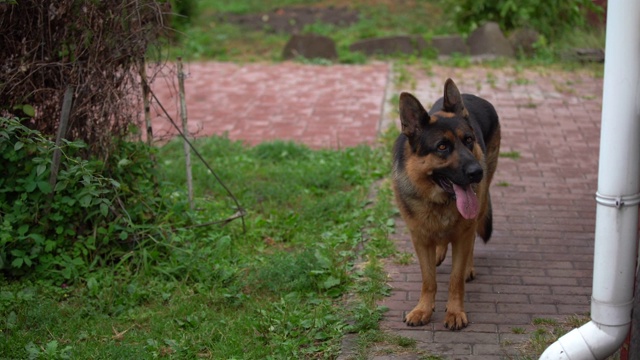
[149,61,604,359]
[148,61,389,149]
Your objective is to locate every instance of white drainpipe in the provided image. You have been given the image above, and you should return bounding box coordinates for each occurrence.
[539,1,640,359]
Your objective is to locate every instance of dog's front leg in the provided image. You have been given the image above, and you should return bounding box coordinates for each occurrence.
[444,230,474,330]
[405,235,436,326]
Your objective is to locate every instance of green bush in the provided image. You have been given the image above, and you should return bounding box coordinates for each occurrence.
[169,0,197,31]
[0,117,163,281]
[448,0,603,39]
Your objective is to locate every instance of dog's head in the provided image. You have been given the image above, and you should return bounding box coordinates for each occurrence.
[398,79,485,219]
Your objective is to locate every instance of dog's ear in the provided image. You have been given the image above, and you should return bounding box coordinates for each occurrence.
[399,92,427,139]
[443,78,467,116]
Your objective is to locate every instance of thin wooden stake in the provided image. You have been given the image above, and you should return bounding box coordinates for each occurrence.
[177,57,194,210]
[49,85,74,190]
[139,58,153,146]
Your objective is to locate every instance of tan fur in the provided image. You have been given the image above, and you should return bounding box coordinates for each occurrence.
[393,81,501,331]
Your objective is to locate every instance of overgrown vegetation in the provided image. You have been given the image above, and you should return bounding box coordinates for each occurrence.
[0,118,397,358]
[0,117,163,281]
[447,0,603,39]
[0,0,165,158]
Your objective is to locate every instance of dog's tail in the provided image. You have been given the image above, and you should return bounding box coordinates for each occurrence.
[477,193,493,243]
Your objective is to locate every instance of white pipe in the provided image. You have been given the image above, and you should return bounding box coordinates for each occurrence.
[540,1,640,359]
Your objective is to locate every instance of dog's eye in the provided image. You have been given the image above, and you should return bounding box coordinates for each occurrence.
[465,136,474,144]
[437,143,449,152]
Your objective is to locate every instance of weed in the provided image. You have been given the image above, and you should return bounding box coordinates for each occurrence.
[441,53,472,68]
[395,63,416,91]
[532,318,559,326]
[486,71,497,88]
[515,77,532,85]
[294,56,335,66]
[514,315,595,359]
[500,151,521,160]
[497,181,510,187]
[395,252,414,265]
[512,327,526,334]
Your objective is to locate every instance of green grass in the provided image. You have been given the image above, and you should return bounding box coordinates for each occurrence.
[0,137,397,359]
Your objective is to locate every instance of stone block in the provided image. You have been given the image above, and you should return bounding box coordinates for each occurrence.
[430,35,468,56]
[467,22,515,58]
[282,34,337,60]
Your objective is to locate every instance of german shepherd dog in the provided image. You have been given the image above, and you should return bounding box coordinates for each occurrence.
[392,79,500,330]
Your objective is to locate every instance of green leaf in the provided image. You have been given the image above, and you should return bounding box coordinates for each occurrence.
[25,180,37,192]
[314,250,332,269]
[28,233,45,245]
[87,277,98,291]
[323,276,341,289]
[11,257,23,268]
[6,311,17,329]
[100,203,108,217]
[44,340,58,354]
[79,194,92,207]
[54,181,67,192]
[119,231,129,240]
[37,181,52,194]
[14,141,24,151]
[118,159,132,168]
[45,240,56,252]
[18,224,28,236]
[10,249,25,257]
[36,164,47,176]
[22,104,35,117]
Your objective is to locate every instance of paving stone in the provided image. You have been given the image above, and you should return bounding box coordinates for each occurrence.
[149,61,389,148]
[430,35,468,56]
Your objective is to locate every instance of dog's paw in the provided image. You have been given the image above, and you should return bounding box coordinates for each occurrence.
[436,245,447,266]
[465,267,476,282]
[404,308,433,327]
[444,310,468,330]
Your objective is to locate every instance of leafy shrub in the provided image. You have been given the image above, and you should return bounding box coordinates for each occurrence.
[169,0,197,31]
[0,117,163,281]
[448,0,603,39]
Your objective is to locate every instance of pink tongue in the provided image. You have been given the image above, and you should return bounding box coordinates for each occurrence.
[452,183,479,219]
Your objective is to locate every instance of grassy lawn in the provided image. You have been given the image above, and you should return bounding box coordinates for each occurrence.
[0,137,398,358]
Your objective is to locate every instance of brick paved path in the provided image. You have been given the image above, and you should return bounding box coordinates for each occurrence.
[149,61,389,148]
[149,62,604,359]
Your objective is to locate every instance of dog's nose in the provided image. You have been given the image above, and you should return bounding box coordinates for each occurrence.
[466,164,483,183]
